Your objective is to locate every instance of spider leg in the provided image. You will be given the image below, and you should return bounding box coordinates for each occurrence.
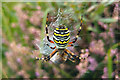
[68,16,83,44]
[36,49,58,62]
[67,44,73,47]
[46,43,56,49]
[64,50,75,62]
[46,13,54,44]
[64,49,82,60]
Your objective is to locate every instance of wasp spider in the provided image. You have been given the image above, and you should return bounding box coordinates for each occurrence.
[36,13,88,63]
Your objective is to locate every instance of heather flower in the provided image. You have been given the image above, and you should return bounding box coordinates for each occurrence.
[17,70,30,78]
[28,27,41,38]
[89,40,105,56]
[115,74,120,80]
[110,49,118,57]
[16,58,21,63]
[101,67,115,79]
[98,21,108,30]
[53,68,59,76]
[76,59,88,77]
[43,75,49,78]
[99,32,108,40]
[5,52,18,71]
[36,6,41,10]
[88,57,98,71]
[99,29,115,44]
[76,50,89,77]
[35,71,40,77]
[91,32,96,38]
[29,10,43,26]
[101,67,108,78]
[14,5,28,31]
[11,23,17,28]
[108,28,114,39]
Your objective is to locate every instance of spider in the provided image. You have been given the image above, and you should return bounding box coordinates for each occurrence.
[36,13,88,63]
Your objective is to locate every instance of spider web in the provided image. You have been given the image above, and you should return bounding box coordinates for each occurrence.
[48,8,75,31]
[33,8,84,64]
[34,36,55,56]
[34,8,82,55]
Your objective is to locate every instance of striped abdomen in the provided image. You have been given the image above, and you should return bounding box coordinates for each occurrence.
[53,26,70,49]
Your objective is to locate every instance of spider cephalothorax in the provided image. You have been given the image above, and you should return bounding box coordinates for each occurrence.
[35,13,89,63]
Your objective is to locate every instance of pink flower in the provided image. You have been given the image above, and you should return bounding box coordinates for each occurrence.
[76,59,88,77]
[88,57,98,71]
[17,58,21,63]
[89,40,105,56]
[101,67,108,78]
[98,21,108,30]
[35,72,40,77]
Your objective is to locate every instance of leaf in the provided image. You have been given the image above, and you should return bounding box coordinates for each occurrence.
[99,18,117,23]
[94,4,105,15]
[107,42,120,78]
[87,26,98,33]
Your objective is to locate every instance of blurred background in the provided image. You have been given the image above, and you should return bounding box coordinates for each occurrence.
[2,2,120,79]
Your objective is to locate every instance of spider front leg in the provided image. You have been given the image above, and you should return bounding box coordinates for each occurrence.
[68,15,83,44]
[36,49,58,62]
[46,13,54,44]
[46,43,56,49]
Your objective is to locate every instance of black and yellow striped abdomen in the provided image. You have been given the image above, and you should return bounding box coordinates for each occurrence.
[53,25,70,49]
